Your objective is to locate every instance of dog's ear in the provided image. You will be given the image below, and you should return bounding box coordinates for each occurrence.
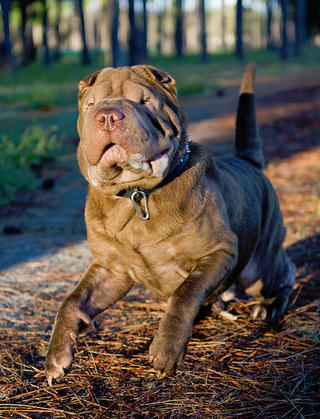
[134,65,176,93]
[78,70,101,99]
[146,66,176,88]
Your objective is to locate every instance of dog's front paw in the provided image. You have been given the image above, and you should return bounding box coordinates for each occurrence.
[149,332,188,378]
[45,331,76,386]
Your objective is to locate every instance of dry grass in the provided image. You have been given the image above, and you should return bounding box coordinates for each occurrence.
[0,271,319,417]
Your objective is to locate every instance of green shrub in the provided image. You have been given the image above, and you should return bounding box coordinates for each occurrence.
[177,81,205,95]
[3,84,58,109]
[25,83,60,109]
[0,127,58,206]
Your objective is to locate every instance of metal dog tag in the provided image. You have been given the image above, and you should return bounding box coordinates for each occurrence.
[130,188,150,220]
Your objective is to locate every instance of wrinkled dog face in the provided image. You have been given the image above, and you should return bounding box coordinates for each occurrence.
[77,65,187,194]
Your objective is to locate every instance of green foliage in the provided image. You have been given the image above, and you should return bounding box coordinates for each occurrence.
[178,81,206,95]
[25,83,60,109]
[0,127,58,206]
[5,83,61,109]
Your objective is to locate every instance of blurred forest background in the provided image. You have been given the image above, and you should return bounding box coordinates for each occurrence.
[1,0,320,67]
[1,0,320,68]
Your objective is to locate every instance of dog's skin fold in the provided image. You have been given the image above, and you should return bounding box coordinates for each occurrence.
[45,64,296,385]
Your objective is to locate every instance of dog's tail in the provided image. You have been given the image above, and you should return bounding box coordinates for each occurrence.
[235,63,264,169]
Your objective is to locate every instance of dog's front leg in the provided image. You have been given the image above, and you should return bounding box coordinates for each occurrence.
[149,246,237,377]
[45,263,133,385]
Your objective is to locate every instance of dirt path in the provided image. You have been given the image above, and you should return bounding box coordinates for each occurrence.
[0,71,319,417]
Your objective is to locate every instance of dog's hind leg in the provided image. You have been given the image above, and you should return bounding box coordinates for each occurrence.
[243,251,296,322]
[239,244,296,322]
[258,252,296,322]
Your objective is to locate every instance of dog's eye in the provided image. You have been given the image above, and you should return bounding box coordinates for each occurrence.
[141,97,150,105]
[86,100,95,110]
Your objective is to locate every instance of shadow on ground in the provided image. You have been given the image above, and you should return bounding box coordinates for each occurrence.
[287,233,320,307]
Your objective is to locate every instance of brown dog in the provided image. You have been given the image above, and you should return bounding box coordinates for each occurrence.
[45,64,295,384]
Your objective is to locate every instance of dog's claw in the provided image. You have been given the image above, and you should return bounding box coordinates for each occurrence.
[45,359,70,386]
[156,370,167,379]
[149,330,187,377]
[45,352,69,385]
[45,332,75,386]
[252,304,267,320]
[46,365,65,386]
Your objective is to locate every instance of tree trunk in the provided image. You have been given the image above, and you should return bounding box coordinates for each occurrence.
[199,0,207,62]
[156,8,164,55]
[301,0,307,43]
[280,0,288,60]
[42,0,51,65]
[77,0,90,64]
[128,0,137,65]
[221,0,226,48]
[266,0,273,50]
[236,0,243,60]
[93,15,100,51]
[0,0,14,69]
[175,0,183,58]
[53,0,62,60]
[142,0,148,60]
[19,0,28,64]
[110,0,120,67]
[295,0,306,55]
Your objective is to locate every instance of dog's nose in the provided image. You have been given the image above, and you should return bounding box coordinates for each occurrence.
[95,107,125,131]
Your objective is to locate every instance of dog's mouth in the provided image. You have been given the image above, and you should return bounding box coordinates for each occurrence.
[102,142,115,154]
[128,149,170,177]
[87,144,171,187]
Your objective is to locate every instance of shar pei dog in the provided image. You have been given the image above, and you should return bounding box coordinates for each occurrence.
[45,63,296,384]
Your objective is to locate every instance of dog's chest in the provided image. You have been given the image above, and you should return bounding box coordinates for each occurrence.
[128,242,195,299]
[97,193,220,299]
[101,214,207,298]
[113,216,216,299]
